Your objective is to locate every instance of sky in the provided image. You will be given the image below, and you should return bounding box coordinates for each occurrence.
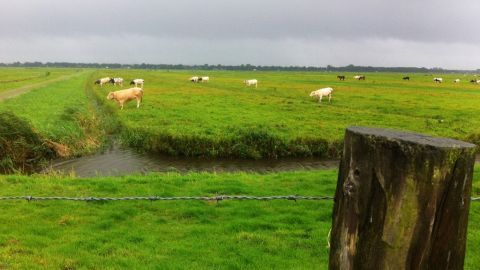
[0,0,479,69]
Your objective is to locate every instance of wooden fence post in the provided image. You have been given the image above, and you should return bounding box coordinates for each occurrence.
[329,126,476,270]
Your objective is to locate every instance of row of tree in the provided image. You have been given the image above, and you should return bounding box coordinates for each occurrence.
[0,62,477,73]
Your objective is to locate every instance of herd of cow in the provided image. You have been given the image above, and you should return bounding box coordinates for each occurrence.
[311,74,480,104]
[94,77,145,110]
[95,73,480,109]
[432,77,480,84]
[189,76,258,88]
[337,74,480,84]
[94,77,145,88]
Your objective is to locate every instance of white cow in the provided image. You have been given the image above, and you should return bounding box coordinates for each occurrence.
[199,76,209,83]
[353,75,365,80]
[130,79,144,88]
[244,79,258,88]
[310,87,334,103]
[454,79,460,83]
[189,76,199,83]
[110,77,124,86]
[94,77,111,87]
[433,77,443,83]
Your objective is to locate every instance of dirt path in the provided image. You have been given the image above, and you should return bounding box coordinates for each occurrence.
[0,71,88,102]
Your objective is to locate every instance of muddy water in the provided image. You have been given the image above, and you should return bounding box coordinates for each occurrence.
[44,145,339,177]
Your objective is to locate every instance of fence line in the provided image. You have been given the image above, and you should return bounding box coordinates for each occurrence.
[0,195,334,202]
[0,195,478,202]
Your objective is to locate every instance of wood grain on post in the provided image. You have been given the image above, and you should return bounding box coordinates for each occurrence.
[329,127,476,270]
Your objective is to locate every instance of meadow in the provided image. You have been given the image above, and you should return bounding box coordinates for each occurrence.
[0,68,79,94]
[0,169,478,269]
[2,68,480,163]
[0,68,480,268]
[92,70,480,159]
[0,70,107,172]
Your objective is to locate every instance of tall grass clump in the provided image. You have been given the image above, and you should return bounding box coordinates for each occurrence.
[0,111,54,173]
[119,126,342,159]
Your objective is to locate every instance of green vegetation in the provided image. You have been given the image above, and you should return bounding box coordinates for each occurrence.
[2,68,479,161]
[0,68,78,93]
[0,169,478,269]
[91,70,480,159]
[0,70,107,172]
[1,67,479,268]
[0,111,55,173]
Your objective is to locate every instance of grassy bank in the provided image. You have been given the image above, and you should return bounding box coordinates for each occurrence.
[0,169,479,269]
[91,70,480,159]
[0,70,106,172]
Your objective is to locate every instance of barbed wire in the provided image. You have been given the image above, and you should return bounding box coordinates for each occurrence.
[0,195,478,202]
[0,195,334,202]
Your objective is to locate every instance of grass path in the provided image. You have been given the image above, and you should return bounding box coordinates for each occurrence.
[0,70,86,102]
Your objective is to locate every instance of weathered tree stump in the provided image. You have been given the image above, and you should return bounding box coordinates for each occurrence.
[329,127,476,270]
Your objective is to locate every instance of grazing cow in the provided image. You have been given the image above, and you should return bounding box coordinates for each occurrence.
[244,79,258,88]
[433,78,443,83]
[110,77,124,86]
[198,76,210,83]
[130,79,144,88]
[94,77,111,87]
[189,76,199,83]
[337,75,345,81]
[403,76,410,80]
[470,79,476,83]
[310,87,334,103]
[107,87,144,110]
[354,75,365,80]
[453,79,460,83]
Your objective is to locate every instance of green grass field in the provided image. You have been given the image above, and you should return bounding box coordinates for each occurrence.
[0,169,478,269]
[0,68,480,268]
[0,68,79,94]
[0,70,108,172]
[91,70,480,158]
[1,68,479,161]
[0,71,102,154]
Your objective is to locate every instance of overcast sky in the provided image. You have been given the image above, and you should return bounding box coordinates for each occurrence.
[1,0,479,69]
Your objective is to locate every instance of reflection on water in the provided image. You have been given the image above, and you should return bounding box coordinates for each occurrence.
[44,145,339,177]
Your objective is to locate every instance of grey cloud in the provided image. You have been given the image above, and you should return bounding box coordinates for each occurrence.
[1,0,479,42]
[1,35,479,69]
[0,0,479,68]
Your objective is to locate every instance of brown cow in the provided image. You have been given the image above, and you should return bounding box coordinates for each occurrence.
[107,87,144,110]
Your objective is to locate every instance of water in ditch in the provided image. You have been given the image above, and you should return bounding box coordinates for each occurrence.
[44,144,339,177]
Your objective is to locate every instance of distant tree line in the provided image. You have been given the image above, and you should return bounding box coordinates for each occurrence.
[0,62,477,73]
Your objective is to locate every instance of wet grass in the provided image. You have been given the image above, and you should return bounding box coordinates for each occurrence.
[0,169,478,269]
[91,70,480,159]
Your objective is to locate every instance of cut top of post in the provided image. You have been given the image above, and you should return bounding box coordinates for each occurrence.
[347,126,476,149]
